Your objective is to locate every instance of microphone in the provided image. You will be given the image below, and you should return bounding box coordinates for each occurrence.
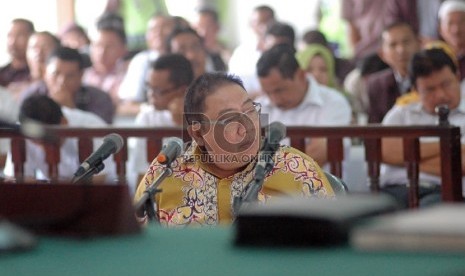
[265,121,286,147]
[134,137,184,221]
[156,137,184,165]
[435,104,450,126]
[238,122,286,206]
[255,121,286,181]
[0,118,57,142]
[73,133,124,178]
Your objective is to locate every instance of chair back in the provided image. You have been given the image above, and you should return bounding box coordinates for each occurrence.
[324,171,348,195]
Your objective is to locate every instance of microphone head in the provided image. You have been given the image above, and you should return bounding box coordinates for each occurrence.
[20,118,58,143]
[435,104,450,126]
[156,137,184,164]
[266,121,286,144]
[435,104,450,115]
[104,133,124,154]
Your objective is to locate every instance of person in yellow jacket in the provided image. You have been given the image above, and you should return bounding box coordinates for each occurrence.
[396,40,458,107]
[134,72,335,226]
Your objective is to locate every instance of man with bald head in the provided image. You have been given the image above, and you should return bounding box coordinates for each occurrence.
[439,0,465,81]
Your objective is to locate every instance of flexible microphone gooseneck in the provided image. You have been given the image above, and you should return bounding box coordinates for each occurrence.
[234,122,286,214]
[134,137,185,221]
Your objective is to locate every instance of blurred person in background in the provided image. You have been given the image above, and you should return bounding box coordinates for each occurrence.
[26,32,61,85]
[300,29,354,86]
[167,27,225,79]
[83,13,129,107]
[3,94,115,183]
[380,48,465,208]
[117,14,178,116]
[366,21,421,123]
[262,21,295,51]
[59,22,92,68]
[228,5,276,98]
[128,54,194,191]
[0,18,35,100]
[296,44,341,91]
[438,0,465,81]
[21,47,115,124]
[256,44,351,167]
[193,6,232,66]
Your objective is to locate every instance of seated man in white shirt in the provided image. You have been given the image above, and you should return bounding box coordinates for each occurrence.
[381,48,465,207]
[228,5,276,98]
[128,53,194,191]
[3,94,116,183]
[117,14,177,116]
[256,44,352,167]
[167,27,225,79]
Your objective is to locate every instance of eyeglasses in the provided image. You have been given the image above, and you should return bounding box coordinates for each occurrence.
[203,102,261,127]
[145,83,179,96]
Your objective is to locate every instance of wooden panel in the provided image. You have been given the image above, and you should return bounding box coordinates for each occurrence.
[403,138,420,208]
[0,125,462,208]
[364,138,381,193]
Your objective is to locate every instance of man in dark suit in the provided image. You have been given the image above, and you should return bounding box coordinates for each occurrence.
[366,22,421,123]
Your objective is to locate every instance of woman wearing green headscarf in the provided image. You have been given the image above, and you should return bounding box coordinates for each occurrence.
[296,44,355,122]
[296,44,339,89]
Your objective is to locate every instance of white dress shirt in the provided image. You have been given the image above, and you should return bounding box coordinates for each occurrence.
[127,104,177,193]
[256,76,352,126]
[255,76,352,173]
[381,100,465,195]
[118,50,159,102]
[4,107,117,183]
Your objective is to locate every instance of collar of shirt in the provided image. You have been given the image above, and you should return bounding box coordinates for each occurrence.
[259,76,325,110]
[393,70,411,93]
[205,56,215,72]
[303,76,326,107]
[409,97,465,116]
[148,50,160,61]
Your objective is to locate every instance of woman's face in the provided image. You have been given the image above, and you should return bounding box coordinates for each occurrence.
[306,54,329,86]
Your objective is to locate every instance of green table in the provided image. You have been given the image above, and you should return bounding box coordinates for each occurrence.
[1,225,465,276]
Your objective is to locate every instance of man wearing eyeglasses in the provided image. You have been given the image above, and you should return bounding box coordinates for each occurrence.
[134,72,335,226]
[129,54,194,192]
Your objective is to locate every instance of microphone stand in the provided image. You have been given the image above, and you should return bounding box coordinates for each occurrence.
[435,104,450,126]
[134,165,173,222]
[71,162,105,185]
[233,142,280,215]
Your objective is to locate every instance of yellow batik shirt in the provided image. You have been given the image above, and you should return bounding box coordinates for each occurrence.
[134,142,335,226]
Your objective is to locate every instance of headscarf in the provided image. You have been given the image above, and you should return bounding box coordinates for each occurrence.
[295,44,337,88]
